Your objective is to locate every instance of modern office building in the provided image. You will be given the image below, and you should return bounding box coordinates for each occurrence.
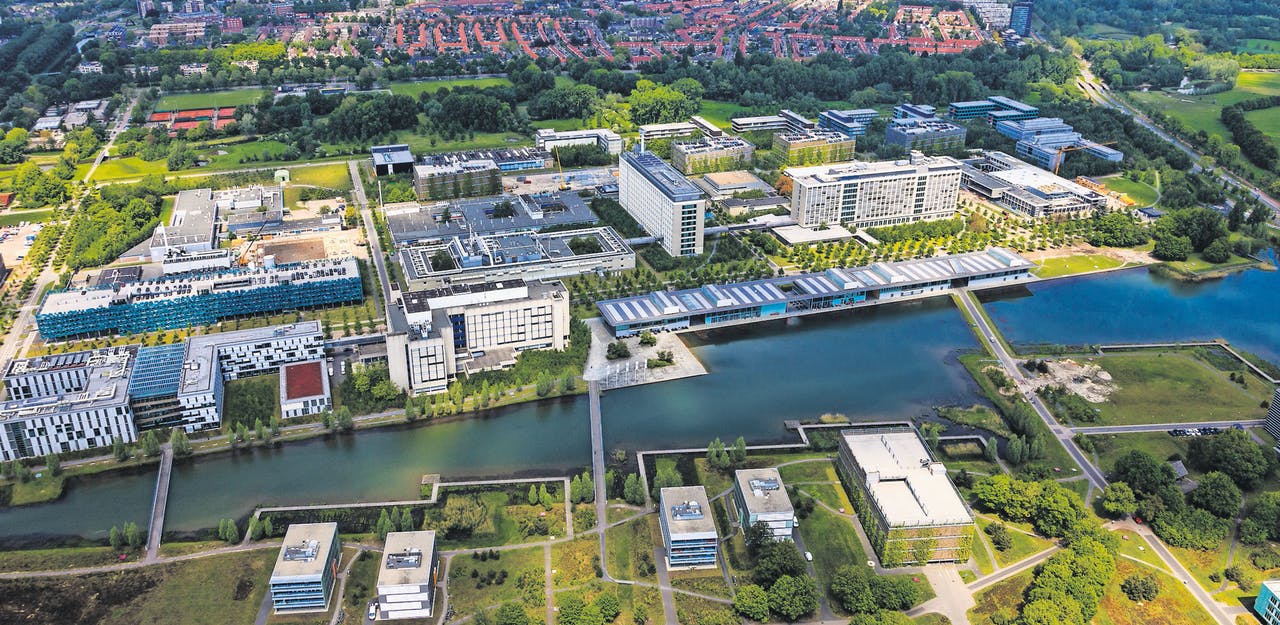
[387,280,571,395]
[598,248,1032,337]
[149,186,285,263]
[1009,0,1033,37]
[1264,387,1280,445]
[638,121,699,141]
[836,426,974,565]
[670,135,755,175]
[818,109,878,137]
[619,150,706,256]
[788,153,963,229]
[885,117,967,153]
[435,148,552,172]
[658,486,718,569]
[732,468,795,541]
[279,360,331,419]
[534,128,623,155]
[397,227,635,289]
[35,258,362,340]
[413,155,502,200]
[0,347,139,461]
[774,130,858,166]
[995,117,1122,170]
[961,151,1108,218]
[376,531,440,620]
[894,103,938,119]
[947,100,997,120]
[985,96,1039,122]
[385,192,598,244]
[127,343,188,431]
[731,115,788,134]
[1259,580,1280,625]
[371,144,415,176]
[270,523,341,613]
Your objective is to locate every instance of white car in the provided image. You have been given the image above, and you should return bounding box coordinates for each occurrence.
[368,602,378,620]
[804,551,814,562]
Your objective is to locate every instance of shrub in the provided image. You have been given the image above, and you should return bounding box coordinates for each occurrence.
[1120,573,1160,602]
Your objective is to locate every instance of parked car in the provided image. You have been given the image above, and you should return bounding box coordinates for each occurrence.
[368,602,378,620]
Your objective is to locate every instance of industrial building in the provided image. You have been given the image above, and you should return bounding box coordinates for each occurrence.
[371,144,415,176]
[0,347,139,461]
[376,531,440,620]
[732,468,795,541]
[279,360,332,419]
[961,151,1108,218]
[597,248,1032,337]
[149,185,285,267]
[269,523,341,613]
[670,134,755,175]
[387,280,571,395]
[413,155,502,201]
[818,109,879,137]
[619,150,706,257]
[35,258,362,340]
[384,192,597,245]
[534,128,623,155]
[658,486,718,568]
[836,426,974,565]
[397,227,635,289]
[885,117,967,153]
[787,153,962,229]
[774,130,858,166]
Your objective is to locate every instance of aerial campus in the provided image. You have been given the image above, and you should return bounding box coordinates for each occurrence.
[4,2,1280,625]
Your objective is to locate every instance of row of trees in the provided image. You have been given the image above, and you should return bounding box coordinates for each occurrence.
[1221,96,1280,173]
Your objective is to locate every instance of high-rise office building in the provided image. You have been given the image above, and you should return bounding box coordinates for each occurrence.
[1010,0,1033,37]
[619,150,706,257]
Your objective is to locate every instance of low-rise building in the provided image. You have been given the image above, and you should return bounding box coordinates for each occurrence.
[398,227,634,289]
[774,130,858,167]
[670,135,755,175]
[534,128,623,155]
[413,156,502,201]
[376,531,440,620]
[818,109,878,137]
[658,486,718,569]
[1264,388,1280,446]
[732,468,795,541]
[280,360,331,419]
[836,426,974,566]
[961,151,1107,218]
[371,144,415,176]
[270,523,341,613]
[1256,580,1280,625]
[885,117,967,153]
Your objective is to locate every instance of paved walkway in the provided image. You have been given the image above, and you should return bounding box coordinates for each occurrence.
[910,564,974,625]
[652,547,678,625]
[145,444,174,562]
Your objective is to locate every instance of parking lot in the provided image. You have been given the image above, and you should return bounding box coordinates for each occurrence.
[0,222,45,267]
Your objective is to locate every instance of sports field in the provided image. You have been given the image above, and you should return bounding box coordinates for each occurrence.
[155,88,268,110]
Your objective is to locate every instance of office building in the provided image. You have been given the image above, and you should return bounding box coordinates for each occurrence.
[398,227,634,289]
[670,135,755,175]
[788,153,963,229]
[385,192,597,245]
[127,343,187,431]
[150,185,284,265]
[0,347,138,461]
[36,258,361,340]
[454,147,551,172]
[376,531,440,620]
[387,280,571,395]
[818,109,878,137]
[1264,387,1280,445]
[639,121,699,141]
[836,426,974,565]
[534,128,623,155]
[1258,580,1280,625]
[947,100,997,120]
[413,156,502,201]
[732,468,795,541]
[961,151,1108,218]
[885,117,967,153]
[619,150,706,257]
[658,486,718,568]
[1009,0,1033,37]
[150,188,218,262]
[894,104,937,119]
[371,144,415,176]
[280,360,331,420]
[598,248,1031,337]
[270,523,341,613]
[774,130,858,166]
[985,96,1039,122]
[731,115,788,134]
[995,117,1121,170]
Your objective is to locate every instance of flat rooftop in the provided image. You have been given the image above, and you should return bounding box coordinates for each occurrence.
[282,360,326,400]
[377,531,437,588]
[398,227,632,281]
[1,346,136,421]
[841,428,972,528]
[660,486,716,536]
[735,468,795,515]
[787,155,962,185]
[621,150,704,202]
[271,523,338,581]
[152,188,217,250]
[179,320,323,398]
[384,192,596,244]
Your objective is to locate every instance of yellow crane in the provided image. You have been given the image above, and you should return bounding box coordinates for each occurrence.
[554,147,569,191]
[1053,141,1118,176]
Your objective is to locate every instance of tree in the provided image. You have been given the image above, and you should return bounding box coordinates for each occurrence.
[870,575,920,610]
[376,508,393,540]
[528,483,539,506]
[254,418,267,442]
[1187,471,1243,518]
[124,521,143,548]
[249,517,264,541]
[1188,430,1270,490]
[1152,235,1192,261]
[109,525,123,550]
[732,437,747,465]
[830,565,876,613]
[605,341,630,360]
[767,575,819,622]
[262,516,274,538]
[1202,237,1232,264]
[1121,572,1160,602]
[494,603,529,625]
[744,521,774,554]
[623,473,645,505]
[112,436,129,462]
[651,464,683,498]
[638,331,657,347]
[707,438,731,470]
[753,542,807,586]
[141,431,161,457]
[1100,482,1138,518]
[594,591,620,622]
[170,427,192,456]
[335,406,354,432]
[733,584,770,621]
[44,453,61,477]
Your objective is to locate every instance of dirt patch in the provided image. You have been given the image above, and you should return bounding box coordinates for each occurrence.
[1022,242,1154,265]
[232,576,254,601]
[259,238,327,263]
[1026,358,1116,403]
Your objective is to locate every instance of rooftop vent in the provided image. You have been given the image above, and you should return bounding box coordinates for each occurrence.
[671,501,704,520]
[386,548,423,569]
[283,539,320,562]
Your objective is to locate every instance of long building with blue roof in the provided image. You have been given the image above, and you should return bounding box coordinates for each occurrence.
[598,248,1033,337]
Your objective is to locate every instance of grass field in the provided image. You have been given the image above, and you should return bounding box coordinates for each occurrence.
[976,515,1055,568]
[1166,252,1259,275]
[288,163,352,190]
[605,515,658,582]
[1099,175,1160,207]
[388,77,513,98]
[1079,351,1270,425]
[1096,559,1214,625]
[9,473,65,506]
[0,545,136,572]
[777,458,837,483]
[550,538,600,589]
[1081,431,1188,474]
[156,89,267,111]
[0,208,54,226]
[1113,530,1168,572]
[221,374,280,431]
[1032,253,1127,278]
[798,505,868,595]
[447,545,543,618]
[970,529,997,575]
[697,100,754,130]
[968,569,1033,625]
[1237,38,1280,54]
[1125,72,1280,144]
[1082,23,1137,40]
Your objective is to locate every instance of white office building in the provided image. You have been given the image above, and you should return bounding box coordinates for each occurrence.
[376,531,440,620]
[534,128,623,155]
[269,523,341,613]
[619,150,706,256]
[732,468,796,541]
[788,153,963,229]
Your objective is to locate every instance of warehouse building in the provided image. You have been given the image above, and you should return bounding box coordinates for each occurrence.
[619,150,706,256]
[732,468,795,541]
[397,227,634,289]
[788,153,962,229]
[375,531,440,620]
[270,523,341,613]
[658,486,718,569]
[836,426,974,565]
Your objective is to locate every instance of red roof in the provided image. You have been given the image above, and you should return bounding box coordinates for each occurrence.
[149,112,172,122]
[214,118,235,129]
[0,193,13,207]
[171,120,201,130]
[283,361,325,400]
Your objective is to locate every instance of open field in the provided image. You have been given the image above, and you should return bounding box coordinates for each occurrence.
[1237,38,1280,54]
[1165,253,1259,275]
[156,89,268,110]
[798,505,867,593]
[697,100,753,130]
[1098,175,1159,207]
[1078,431,1190,474]
[1113,530,1168,571]
[1125,72,1280,143]
[605,515,658,582]
[1096,559,1214,625]
[1032,253,1126,278]
[976,515,1055,568]
[1075,351,1270,426]
[0,208,55,226]
[968,569,1033,625]
[0,548,276,625]
[446,545,543,618]
[388,77,513,98]
[288,162,352,190]
[0,545,137,572]
[8,473,65,506]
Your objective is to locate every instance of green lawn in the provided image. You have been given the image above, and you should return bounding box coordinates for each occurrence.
[425,490,566,550]
[1165,253,1258,274]
[1111,529,1168,572]
[0,208,54,226]
[0,545,138,572]
[221,374,280,431]
[697,100,754,130]
[936,404,1014,439]
[388,77,513,98]
[156,89,267,110]
[1082,352,1270,425]
[446,545,543,619]
[605,514,658,582]
[1096,559,1214,625]
[83,156,168,182]
[968,570,1034,625]
[531,117,591,132]
[550,538,600,589]
[1098,175,1160,207]
[288,163,353,190]
[1079,431,1190,475]
[798,505,868,595]
[382,128,530,156]
[1238,38,1280,54]
[975,515,1055,568]
[777,458,837,483]
[8,474,65,506]
[970,530,996,575]
[1032,253,1126,278]
[1125,72,1280,143]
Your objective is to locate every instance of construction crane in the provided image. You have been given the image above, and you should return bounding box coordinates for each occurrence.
[553,146,569,191]
[1053,141,1118,176]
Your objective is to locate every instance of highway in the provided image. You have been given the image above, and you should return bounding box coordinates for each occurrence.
[1071,420,1265,435]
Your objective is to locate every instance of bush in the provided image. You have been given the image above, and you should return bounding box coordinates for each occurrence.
[1202,237,1232,263]
[605,341,630,360]
[1120,573,1160,602]
[984,523,1013,551]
